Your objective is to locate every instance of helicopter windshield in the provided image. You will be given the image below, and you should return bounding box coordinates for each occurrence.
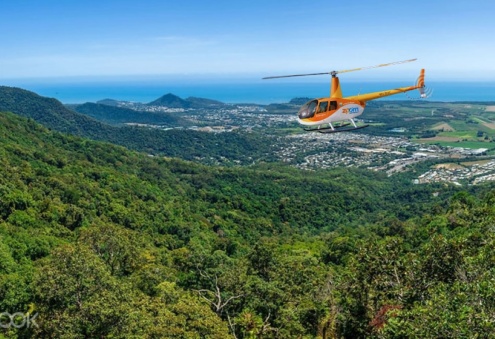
[298,100,318,119]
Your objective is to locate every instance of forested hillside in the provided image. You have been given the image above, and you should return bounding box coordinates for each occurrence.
[1,110,495,337]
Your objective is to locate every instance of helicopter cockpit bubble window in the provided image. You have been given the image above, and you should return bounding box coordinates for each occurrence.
[298,100,318,119]
[317,101,328,113]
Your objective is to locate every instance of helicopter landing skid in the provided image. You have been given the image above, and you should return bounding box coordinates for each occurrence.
[304,123,350,132]
[304,123,369,133]
[318,124,369,133]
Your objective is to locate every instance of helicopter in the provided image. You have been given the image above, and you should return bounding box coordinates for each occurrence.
[263,58,427,133]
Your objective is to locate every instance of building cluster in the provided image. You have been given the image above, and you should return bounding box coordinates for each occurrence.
[182,107,293,128]
[418,160,495,185]
[117,101,187,113]
[277,132,495,185]
[278,133,417,171]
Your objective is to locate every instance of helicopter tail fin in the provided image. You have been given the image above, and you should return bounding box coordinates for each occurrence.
[417,69,426,98]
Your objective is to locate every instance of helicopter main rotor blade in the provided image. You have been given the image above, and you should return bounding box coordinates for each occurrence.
[262,72,332,79]
[262,58,417,80]
[337,58,417,74]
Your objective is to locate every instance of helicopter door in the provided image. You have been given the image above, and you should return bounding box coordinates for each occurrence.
[298,100,318,119]
[317,101,328,114]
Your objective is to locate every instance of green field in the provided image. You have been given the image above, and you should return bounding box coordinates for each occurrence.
[418,139,494,150]
[363,101,495,149]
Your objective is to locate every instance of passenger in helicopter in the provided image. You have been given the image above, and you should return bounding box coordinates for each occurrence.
[318,101,328,113]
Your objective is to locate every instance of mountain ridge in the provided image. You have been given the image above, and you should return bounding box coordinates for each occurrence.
[147,92,227,108]
[0,86,113,138]
[0,85,274,164]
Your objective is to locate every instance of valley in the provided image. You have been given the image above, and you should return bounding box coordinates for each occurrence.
[69,94,495,185]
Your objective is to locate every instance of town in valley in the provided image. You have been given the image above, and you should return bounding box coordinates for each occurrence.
[74,97,495,186]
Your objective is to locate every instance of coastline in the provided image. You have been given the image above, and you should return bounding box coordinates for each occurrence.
[2,80,494,105]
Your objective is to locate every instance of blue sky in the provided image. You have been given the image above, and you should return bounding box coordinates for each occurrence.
[1,0,494,81]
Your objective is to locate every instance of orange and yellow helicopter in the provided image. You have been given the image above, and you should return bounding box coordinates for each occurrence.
[263,58,427,133]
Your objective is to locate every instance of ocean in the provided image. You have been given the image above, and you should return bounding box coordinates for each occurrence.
[4,79,495,104]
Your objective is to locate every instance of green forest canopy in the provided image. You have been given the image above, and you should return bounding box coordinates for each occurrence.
[0,109,495,337]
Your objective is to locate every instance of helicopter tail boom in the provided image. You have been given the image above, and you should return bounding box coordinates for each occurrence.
[345,69,426,102]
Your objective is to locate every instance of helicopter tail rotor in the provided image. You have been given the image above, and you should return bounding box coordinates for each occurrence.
[406,69,433,99]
